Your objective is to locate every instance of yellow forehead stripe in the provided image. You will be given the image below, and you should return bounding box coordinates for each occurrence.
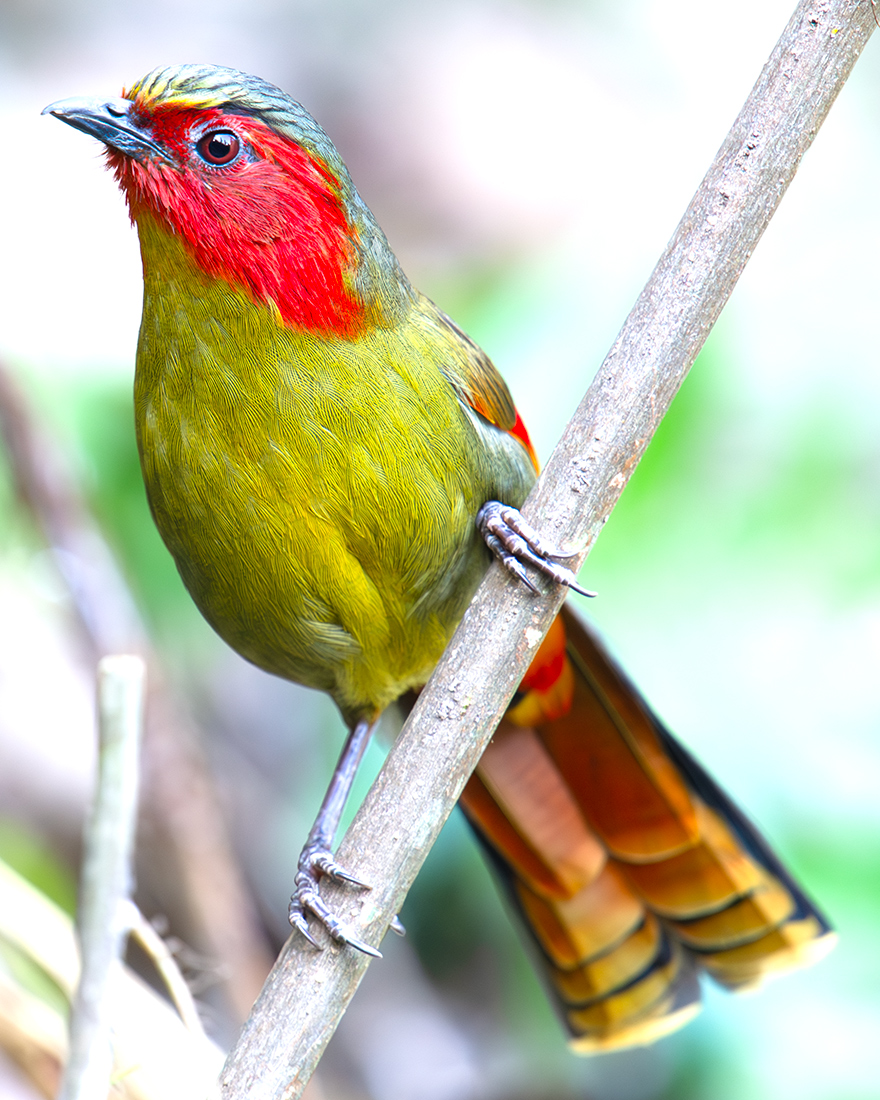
[125,67,240,110]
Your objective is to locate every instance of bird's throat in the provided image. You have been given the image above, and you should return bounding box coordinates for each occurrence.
[123,163,367,338]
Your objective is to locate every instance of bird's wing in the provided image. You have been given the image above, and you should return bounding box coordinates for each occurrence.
[430,305,541,471]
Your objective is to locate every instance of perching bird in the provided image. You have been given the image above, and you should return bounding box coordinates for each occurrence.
[45,64,835,1052]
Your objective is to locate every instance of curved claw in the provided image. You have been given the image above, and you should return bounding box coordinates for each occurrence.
[390,915,406,937]
[289,882,382,957]
[485,532,540,593]
[477,502,597,599]
[311,851,370,889]
[289,844,380,957]
[489,504,575,559]
[288,902,322,949]
[343,934,383,958]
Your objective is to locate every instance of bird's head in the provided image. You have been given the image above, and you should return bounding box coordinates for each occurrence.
[45,64,408,336]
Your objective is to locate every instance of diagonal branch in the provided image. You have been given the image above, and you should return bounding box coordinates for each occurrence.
[220,2,875,1096]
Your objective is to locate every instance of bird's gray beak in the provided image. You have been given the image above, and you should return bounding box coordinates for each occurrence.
[42,96,170,161]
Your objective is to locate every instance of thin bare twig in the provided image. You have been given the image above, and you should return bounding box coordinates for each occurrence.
[59,655,145,1100]
[122,902,206,1038]
[124,902,207,1039]
[218,1,876,1096]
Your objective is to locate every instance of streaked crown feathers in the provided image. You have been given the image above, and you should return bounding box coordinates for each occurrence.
[126,63,348,178]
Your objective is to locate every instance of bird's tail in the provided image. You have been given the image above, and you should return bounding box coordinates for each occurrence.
[459,604,835,1052]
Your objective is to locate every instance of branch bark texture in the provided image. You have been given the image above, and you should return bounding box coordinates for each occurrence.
[220,2,875,1096]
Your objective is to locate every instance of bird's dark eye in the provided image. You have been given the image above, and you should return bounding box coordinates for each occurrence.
[196,130,241,166]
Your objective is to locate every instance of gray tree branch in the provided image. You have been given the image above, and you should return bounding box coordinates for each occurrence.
[219,2,876,1096]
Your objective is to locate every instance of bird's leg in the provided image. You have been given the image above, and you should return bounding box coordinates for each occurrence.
[289,716,382,957]
[477,501,597,598]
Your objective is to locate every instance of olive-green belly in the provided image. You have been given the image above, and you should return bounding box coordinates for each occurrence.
[134,262,534,722]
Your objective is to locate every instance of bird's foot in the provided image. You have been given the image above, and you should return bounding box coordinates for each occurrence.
[288,841,381,958]
[477,501,596,598]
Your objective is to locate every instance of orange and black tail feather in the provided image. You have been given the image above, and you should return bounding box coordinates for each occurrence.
[459,604,835,1052]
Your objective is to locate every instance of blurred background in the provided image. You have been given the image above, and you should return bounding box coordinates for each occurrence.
[1,1,879,1098]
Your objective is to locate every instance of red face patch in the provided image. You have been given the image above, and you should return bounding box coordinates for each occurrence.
[108,103,364,337]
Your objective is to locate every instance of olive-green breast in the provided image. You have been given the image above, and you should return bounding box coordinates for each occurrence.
[133,220,535,723]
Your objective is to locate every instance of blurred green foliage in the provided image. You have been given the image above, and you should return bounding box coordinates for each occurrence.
[0,818,76,915]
